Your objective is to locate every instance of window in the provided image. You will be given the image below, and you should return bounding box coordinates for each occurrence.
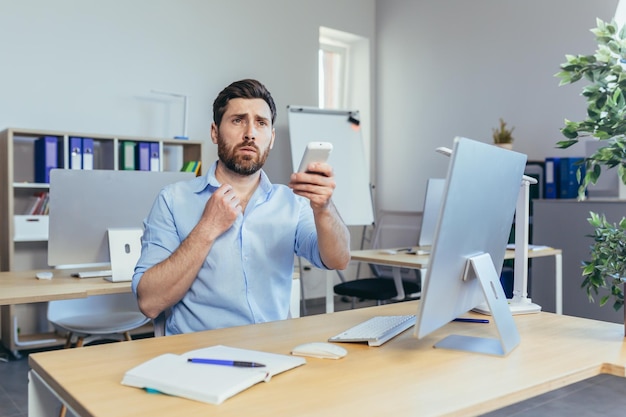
[616,0,626,27]
[318,26,371,167]
[319,41,347,109]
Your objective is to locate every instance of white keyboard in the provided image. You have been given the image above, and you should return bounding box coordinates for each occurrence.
[328,315,416,347]
[72,270,113,279]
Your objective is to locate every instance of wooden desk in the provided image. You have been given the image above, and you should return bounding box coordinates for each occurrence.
[0,269,130,306]
[0,269,130,355]
[338,247,563,314]
[28,301,626,417]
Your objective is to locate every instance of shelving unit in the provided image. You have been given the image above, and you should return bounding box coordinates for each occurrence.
[0,127,203,355]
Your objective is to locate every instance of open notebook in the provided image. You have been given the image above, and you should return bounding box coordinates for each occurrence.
[121,345,306,405]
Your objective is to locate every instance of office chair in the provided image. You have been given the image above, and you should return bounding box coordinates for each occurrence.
[48,293,150,348]
[49,293,149,417]
[152,308,171,338]
[334,210,422,308]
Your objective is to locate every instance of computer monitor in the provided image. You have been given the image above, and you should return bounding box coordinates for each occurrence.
[48,169,195,270]
[414,137,527,356]
[418,178,445,248]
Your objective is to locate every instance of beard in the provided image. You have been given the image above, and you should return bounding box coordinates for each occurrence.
[217,136,270,176]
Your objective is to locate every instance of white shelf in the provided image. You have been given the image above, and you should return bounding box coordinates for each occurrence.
[1,127,204,355]
[13,182,50,189]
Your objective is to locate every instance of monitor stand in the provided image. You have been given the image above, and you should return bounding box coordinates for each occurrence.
[473,297,541,315]
[106,228,143,282]
[434,253,521,356]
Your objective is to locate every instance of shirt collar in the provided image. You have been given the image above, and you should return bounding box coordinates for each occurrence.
[191,160,274,198]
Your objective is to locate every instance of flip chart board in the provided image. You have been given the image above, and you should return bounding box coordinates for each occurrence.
[288,106,374,226]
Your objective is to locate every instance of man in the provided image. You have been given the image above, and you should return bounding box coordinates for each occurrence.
[132,79,350,335]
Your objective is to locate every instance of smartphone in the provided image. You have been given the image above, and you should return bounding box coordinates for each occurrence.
[297,142,333,173]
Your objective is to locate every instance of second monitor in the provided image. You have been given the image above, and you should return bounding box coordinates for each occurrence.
[48,169,196,278]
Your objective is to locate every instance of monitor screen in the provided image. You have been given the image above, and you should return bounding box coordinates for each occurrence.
[48,169,195,267]
[418,178,445,247]
[414,137,527,356]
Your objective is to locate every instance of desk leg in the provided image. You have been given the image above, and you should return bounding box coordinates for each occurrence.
[555,253,563,315]
[326,270,335,313]
[290,276,301,318]
[29,370,77,417]
[391,267,406,300]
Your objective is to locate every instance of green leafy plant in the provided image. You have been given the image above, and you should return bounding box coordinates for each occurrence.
[492,118,515,144]
[555,19,626,200]
[582,212,626,311]
[556,18,626,310]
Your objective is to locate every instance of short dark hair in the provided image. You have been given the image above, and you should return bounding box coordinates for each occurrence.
[212,79,277,127]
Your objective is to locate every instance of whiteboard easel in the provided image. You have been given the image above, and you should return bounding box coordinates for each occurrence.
[287,106,374,227]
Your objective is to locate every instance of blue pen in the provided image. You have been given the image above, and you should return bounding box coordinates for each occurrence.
[187,358,266,367]
[453,318,489,324]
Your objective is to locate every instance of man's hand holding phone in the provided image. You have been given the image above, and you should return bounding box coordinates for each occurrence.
[290,142,335,209]
[297,142,333,174]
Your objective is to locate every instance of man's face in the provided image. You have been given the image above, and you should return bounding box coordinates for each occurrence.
[211,98,275,176]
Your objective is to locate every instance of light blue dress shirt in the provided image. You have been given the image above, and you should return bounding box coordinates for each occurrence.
[132,161,327,335]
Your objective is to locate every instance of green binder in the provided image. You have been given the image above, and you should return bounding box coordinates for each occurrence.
[120,141,136,170]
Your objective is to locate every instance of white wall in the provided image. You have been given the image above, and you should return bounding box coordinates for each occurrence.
[375,0,620,212]
[0,1,377,329]
[2,0,621,303]
[0,0,376,186]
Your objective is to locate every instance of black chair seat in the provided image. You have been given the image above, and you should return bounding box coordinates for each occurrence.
[334,278,421,301]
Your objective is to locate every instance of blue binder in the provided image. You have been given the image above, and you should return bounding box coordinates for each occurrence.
[69,137,82,170]
[559,157,585,199]
[34,136,58,183]
[82,138,94,170]
[136,142,151,171]
[149,142,160,171]
[544,157,560,199]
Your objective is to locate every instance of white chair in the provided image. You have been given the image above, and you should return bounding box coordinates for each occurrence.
[48,293,149,417]
[152,308,171,338]
[48,293,150,348]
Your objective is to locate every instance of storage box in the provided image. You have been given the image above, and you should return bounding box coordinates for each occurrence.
[14,215,49,241]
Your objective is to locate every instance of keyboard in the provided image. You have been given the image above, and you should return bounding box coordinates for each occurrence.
[71,270,113,279]
[328,315,416,347]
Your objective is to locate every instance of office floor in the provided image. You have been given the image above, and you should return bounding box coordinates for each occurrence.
[2,298,626,417]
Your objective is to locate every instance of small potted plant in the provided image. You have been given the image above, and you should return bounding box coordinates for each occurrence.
[555,18,626,324]
[492,118,515,149]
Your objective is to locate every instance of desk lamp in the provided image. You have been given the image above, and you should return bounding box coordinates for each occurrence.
[151,89,189,140]
[435,146,541,315]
